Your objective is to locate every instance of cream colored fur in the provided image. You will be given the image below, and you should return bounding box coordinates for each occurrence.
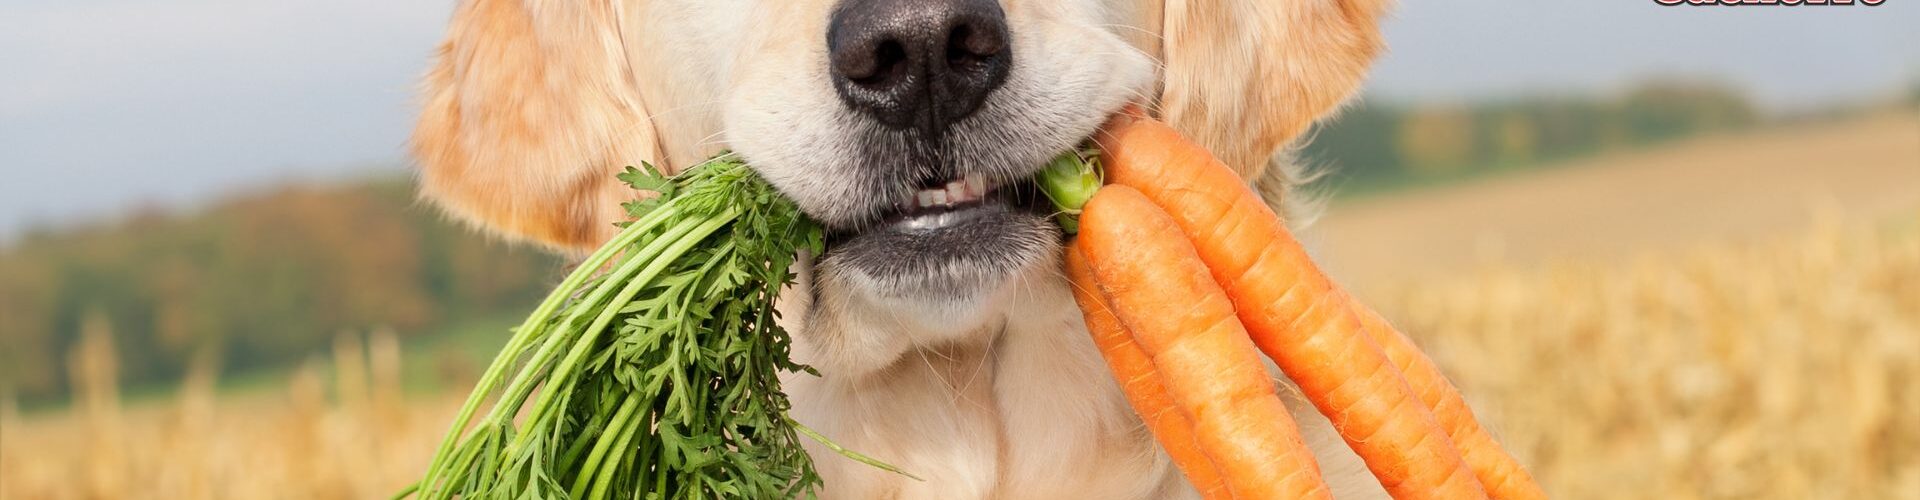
[413,0,1392,497]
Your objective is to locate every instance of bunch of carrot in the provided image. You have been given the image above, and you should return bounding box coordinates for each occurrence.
[1048,112,1546,499]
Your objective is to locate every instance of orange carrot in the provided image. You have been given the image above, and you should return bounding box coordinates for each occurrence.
[1065,245,1230,500]
[1077,186,1332,500]
[1353,306,1547,500]
[1096,113,1531,499]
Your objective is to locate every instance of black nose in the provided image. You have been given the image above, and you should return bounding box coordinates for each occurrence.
[828,0,1011,136]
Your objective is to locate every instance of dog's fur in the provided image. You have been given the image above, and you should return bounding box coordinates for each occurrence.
[413,0,1392,497]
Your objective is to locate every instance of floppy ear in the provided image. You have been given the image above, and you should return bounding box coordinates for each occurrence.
[1155,0,1392,210]
[413,0,662,253]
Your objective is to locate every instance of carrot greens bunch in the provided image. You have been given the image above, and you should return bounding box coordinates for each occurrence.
[403,155,840,500]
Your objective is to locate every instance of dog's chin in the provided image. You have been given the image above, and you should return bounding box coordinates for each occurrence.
[821,199,1058,302]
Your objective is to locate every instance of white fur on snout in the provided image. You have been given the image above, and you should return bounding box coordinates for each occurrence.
[723,0,1155,230]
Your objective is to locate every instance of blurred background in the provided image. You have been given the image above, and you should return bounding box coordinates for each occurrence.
[2,1,1916,498]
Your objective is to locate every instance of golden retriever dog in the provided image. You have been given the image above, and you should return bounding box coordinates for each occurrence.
[413,0,1392,497]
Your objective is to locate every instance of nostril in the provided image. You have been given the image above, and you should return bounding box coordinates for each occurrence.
[950,22,1004,59]
[944,21,1007,75]
[945,26,982,70]
[852,40,908,86]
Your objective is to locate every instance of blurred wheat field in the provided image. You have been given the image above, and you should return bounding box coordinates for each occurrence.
[1372,211,1920,499]
[3,211,1913,499]
[0,329,462,500]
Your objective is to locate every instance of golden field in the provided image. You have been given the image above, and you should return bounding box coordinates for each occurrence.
[0,330,461,499]
[3,113,1918,499]
[1375,212,1920,499]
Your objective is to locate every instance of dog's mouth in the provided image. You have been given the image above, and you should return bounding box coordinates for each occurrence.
[859,173,1051,234]
[817,152,1068,298]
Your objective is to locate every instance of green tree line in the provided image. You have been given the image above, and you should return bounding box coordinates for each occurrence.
[1302,80,1759,193]
[0,180,562,403]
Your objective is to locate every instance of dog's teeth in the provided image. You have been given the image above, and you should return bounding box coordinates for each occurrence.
[946,182,971,203]
[913,176,989,210]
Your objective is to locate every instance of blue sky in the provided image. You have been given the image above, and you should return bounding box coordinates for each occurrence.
[0,0,1914,241]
